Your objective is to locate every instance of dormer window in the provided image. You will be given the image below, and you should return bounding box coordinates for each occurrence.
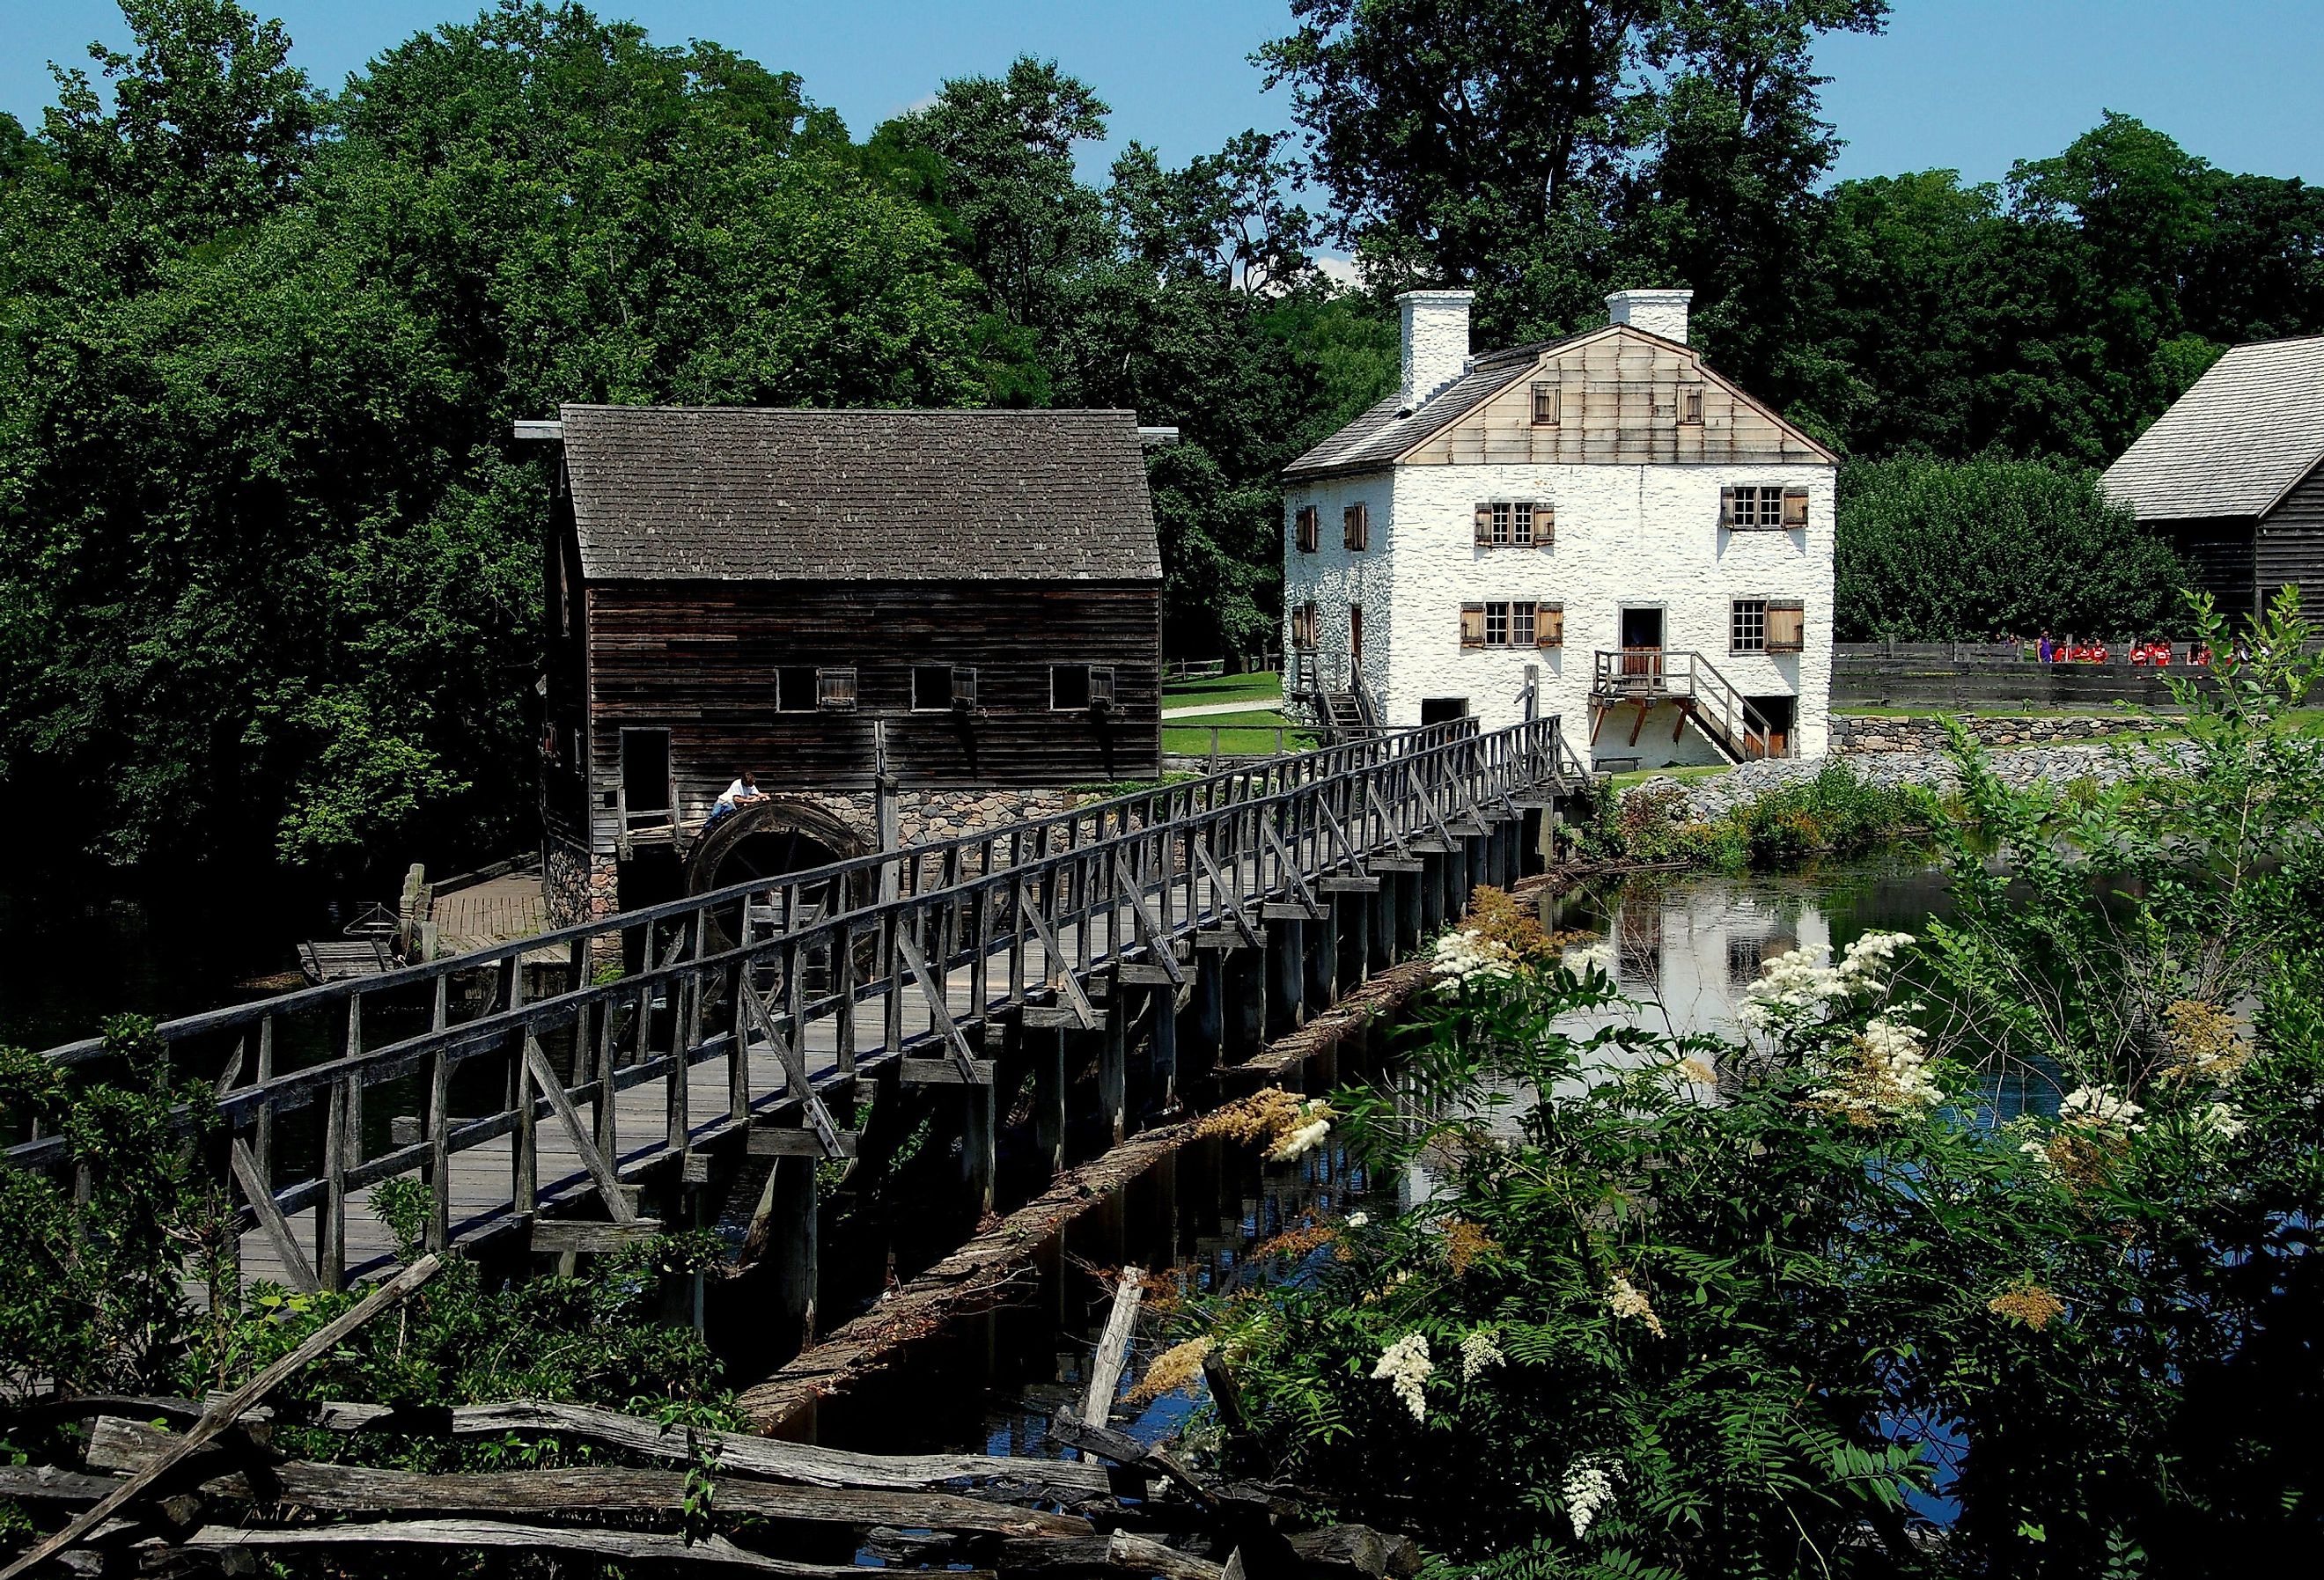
[1531,383,1560,425]
[1681,387,1703,425]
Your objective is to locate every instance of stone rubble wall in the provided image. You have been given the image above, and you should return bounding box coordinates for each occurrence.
[1833,713,2172,755]
[1628,740,2197,825]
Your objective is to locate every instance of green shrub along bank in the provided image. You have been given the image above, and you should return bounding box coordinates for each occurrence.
[1571,762,1931,872]
[0,1025,740,1494]
[1835,456,2187,642]
[1170,595,2324,1577]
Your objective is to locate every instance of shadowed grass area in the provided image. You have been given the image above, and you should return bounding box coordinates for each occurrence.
[1161,709,1316,757]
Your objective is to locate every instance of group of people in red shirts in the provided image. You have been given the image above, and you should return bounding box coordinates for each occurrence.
[2034,633,2214,666]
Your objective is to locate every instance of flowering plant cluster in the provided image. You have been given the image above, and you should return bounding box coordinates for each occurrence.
[1181,595,2324,1580]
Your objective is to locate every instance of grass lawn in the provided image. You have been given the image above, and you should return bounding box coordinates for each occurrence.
[1605,762,1733,790]
[1161,709,1316,757]
[1162,670,1282,710]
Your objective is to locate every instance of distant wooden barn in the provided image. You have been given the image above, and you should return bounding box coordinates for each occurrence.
[2102,335,2324,621]
[525,405,1164,921]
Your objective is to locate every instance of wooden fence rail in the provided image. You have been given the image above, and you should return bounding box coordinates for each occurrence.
[7,717,1578,1297]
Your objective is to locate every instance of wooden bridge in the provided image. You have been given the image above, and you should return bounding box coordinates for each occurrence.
[8,718,1582,1349]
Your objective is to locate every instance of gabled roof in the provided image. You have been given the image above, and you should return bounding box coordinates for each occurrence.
[2101,336,2324,522]
[559,405,1163,582]
[1279,325,1832,481]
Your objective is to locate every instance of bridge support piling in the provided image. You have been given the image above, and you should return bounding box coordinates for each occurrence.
[1148,985,1179,1114]
[1099,993,1129,1145]
[1420,853,1445,937]
[1342,886,1372,984]
[963,1026,999,1217]
[1225,944,1266,1063]
[1186,950,1225,1080]
[770,1153,818,1354]
[1308,897,1340,1009]
[1033,1026,1068,1176]
[1266,917,1305,1039]
[1394,869,1422,959]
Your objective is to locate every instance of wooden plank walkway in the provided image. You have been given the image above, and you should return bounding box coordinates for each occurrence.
[10,718,1582,1302]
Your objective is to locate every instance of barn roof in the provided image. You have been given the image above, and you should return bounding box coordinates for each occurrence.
[2101,336,2324,521]
[1280,334,1585,481]
[558,405,1163,582]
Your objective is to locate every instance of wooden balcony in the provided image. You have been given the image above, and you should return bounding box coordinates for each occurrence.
[1588,649,1784,763]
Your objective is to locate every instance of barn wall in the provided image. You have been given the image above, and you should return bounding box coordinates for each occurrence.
[2159,516,2259,618]
[577,578,1160,854]
[2257,459,2324,619]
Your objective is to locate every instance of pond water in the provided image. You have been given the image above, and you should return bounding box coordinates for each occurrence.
[800,848,2024,1471]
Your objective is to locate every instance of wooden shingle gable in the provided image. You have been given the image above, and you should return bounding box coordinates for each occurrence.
[1396,327,1835,468]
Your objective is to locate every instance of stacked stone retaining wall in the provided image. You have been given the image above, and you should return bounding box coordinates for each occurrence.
[1833,713,2171,755]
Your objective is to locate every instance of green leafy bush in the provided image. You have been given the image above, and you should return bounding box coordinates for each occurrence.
[1573,765,1927,873]
[1835,456,2186,641]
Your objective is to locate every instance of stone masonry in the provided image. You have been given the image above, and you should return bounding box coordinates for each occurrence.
[1832,713,2173,754]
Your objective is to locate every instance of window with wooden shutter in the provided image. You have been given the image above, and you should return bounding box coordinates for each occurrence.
[1534,603,1564,648]
[1782,487,1809,528]
[1342,502,1370,550]
[1718,486,1736,528]
[952,665,979,708]
[1089,665,1118,704]
[1511,502,1534,547]
[1295,504,1319,553]
[1767,599,1806,652]
[1050,664,1092,710]
[912,664,953,711]
[1725,487,1786,530]
[1474,504,1492,547]
[1532,383,1560,425]
[1460,604,1485,648]
[1730,599,1768,653]
[817,666,858,710]
[776,667,817,712]
[1291,601,1318,649]
[1535,503,1555,547]
[1680,387,1703,425]
[1510,601,1534,645]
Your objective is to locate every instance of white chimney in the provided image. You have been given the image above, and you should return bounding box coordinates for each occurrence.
[1398,289,1474,409]
[1606,288,1694,345]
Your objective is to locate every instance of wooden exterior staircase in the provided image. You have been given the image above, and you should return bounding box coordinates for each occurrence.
[1588,649,1782,764]
[1290,645,1383,744]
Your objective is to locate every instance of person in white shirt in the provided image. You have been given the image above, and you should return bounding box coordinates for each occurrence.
[709,770,767,827]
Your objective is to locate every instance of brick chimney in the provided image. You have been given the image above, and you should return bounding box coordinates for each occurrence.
[1606,289,1694,345]
[1398,290,1474,409]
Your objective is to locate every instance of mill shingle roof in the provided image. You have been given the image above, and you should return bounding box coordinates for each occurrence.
[2101,336,2324,521]
[559,405,1163,582]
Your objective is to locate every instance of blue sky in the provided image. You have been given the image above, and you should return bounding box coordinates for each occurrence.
[4,0,2320,189]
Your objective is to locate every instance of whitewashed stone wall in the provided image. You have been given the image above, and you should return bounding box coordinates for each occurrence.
[1285,459,1835,769]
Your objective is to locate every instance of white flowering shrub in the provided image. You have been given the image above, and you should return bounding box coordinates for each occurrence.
[1184,593,2324,1580]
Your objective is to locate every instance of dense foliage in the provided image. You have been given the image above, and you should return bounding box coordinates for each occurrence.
[1835,456,2188,641]
[1188,603,2324,1575]
[2,0,2320,883]
[1571,760,1928,871]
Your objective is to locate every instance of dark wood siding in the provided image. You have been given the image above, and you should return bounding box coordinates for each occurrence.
[2157,517,2259,619]
[578,578,1160,851]
[2257,459,2324,618]
[541,489,592,848]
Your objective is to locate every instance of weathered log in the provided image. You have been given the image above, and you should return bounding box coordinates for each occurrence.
[1077,1268,1144,1425]
[1284,1526,1423,1579]
[0,1467,122,1505]
[998,1531,1226,1580]
[180,1518,974,1576]
[0,1253,442,1580]
[303,1398,1115,1496]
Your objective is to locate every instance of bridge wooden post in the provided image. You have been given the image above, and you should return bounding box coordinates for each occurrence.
[769,1153,818,1354]
[1148,985,1179,1114]
[1033,1026,1068,1176]
[1396,866,1423,957]
[1305,897,1337,1011]
[1185,950,1225,1082]
[1265,916,1305,1038]
[1224,942,1266,1062]
[963,1042,998,1219]
[1099,992,1129,1145]
[1420,852,1445,937]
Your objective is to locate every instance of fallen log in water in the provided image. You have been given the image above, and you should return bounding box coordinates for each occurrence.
[182,1518,966,1576]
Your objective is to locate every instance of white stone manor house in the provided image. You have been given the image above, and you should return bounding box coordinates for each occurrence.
[1280,288,1836,770]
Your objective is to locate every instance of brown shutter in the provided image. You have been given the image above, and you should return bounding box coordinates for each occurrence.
[1460,604,1486,648]
[1344,503,1369,550]
[1718,486,1736,528]
[1535,603,1564,648]
[1768,599,1806,652]
[1295,505,1318,553]
[1474,505,1492,547]
[1535,503,1555,547]
[1782,487,1809,528]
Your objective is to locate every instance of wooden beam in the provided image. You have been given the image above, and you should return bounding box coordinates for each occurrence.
[522,1035,636,1223]
[894,923,985,1083]
[228,1138,318,1294]
[1017,892,1097,1029]
[529,1219,666,1253]
[901,1058,997,1086]
[1077,1267,1144,1426]
[747,1128,858,1158]
[1113,852,1184,986]
[0,1253,442,1580]
[184,1519,942,1576]
[736,982,846,1158]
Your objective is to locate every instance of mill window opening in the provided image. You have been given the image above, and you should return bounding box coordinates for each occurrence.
[776,666,818,712]
[912,664,955,711]
[816,666,858,710]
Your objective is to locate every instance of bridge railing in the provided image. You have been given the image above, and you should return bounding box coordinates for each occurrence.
[5,716,1571,1291]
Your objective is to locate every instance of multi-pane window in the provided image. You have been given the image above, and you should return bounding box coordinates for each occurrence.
[1731,599,1769,653]
[1732,599,1806,653]
[1723,485,1809,530]
[1342,502,1370,550]
[816,666,858,710]
[1460,601,1563,649]
[1472,501,1553,548]
[1294,504,1320,553]
[1531,383,1560,425]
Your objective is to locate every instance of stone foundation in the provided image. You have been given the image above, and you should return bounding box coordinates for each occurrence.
[544,836,621,929]
[1833,713,2169,755]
